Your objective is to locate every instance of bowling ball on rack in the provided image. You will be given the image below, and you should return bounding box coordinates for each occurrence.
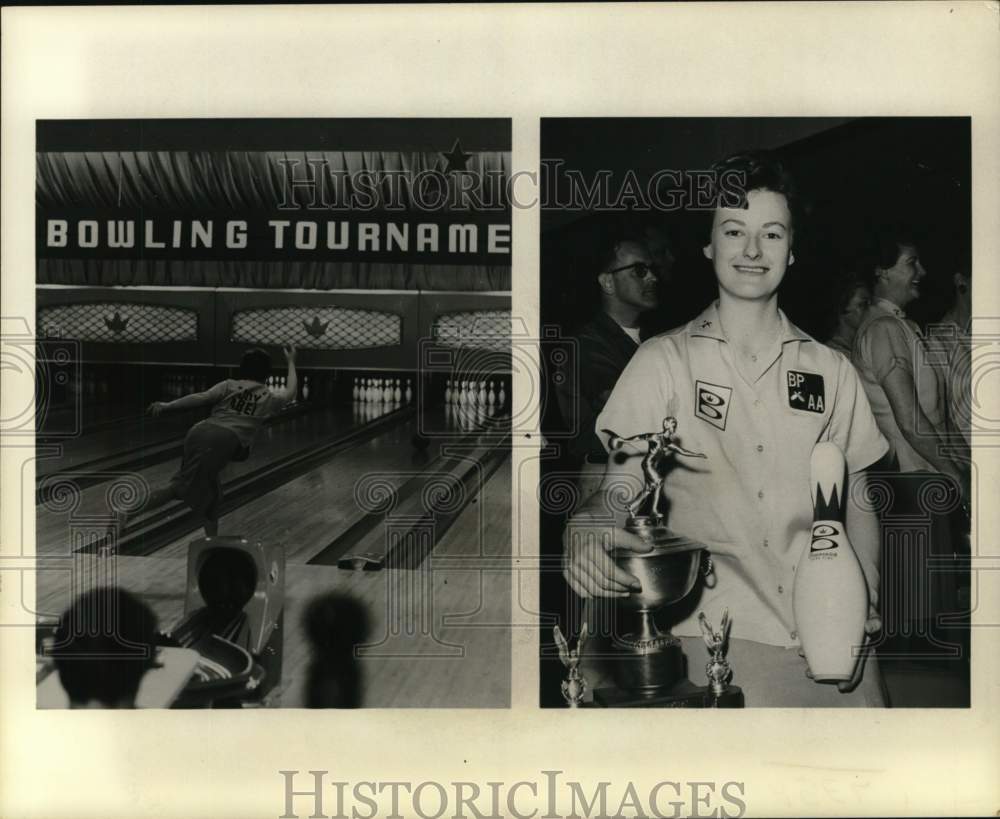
[198,548,257,617]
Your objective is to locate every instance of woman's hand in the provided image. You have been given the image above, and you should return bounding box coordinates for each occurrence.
[562,512,653,598]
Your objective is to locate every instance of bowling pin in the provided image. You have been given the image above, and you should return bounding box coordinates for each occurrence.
[383,379,392,403]
[487,381,496,406]
[352,377,359,401]
[394,378,402,403]
[478,381,487,406]
[445,379,452,404]
[497,382,506,408]
[302,375,310,401]
[405,379,413,404]
[792,441,868,683]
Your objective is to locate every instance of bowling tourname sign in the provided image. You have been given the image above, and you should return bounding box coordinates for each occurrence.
[38,213,512,266]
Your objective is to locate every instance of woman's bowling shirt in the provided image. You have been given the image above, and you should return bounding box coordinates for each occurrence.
[596,302,889,648]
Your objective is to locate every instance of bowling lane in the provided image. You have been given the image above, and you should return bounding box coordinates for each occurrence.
[35,404,402,556]
[280,456,511,708]
[34,453,512,707]
[151,405,487,564]
[37,408,208,476]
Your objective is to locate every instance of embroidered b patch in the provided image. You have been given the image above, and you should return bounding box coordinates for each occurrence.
[695,380,732,430]
[787,370,826,414]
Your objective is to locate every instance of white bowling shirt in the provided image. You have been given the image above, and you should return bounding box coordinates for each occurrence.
[596,302,888,647]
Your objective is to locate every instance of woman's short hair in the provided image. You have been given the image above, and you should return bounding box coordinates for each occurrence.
[862,225,922,289]
[239,348,272,383]
[704,150,800,241]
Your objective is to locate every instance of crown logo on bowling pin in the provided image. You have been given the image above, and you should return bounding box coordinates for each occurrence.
[792,441,868,683]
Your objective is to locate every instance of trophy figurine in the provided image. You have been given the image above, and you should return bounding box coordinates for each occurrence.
[699,609,743,706]
[554,622,589,708]
[591,416,744,708]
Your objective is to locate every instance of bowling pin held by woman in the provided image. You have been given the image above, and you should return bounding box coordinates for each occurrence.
[792,441,868,683]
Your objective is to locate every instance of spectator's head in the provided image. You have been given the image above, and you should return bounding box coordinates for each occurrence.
[302,592,369,708]
[702,151,798,303]
[866,227,926,310]
[832,274,872,338]
[51,587,159,708]
[594,222,669,325]
[239,348,272,384]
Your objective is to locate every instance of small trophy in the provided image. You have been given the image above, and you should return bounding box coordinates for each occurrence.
[699,609,743,706]
[554,622,589,708]
[590,416,744,708]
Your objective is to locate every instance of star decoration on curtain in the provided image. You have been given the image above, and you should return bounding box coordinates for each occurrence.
[440,139,473,173]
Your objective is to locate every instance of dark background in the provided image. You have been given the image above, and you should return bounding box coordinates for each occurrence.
[540,117,971,341]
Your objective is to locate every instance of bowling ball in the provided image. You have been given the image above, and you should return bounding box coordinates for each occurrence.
[411,433,430,452]
[198,548,256,615]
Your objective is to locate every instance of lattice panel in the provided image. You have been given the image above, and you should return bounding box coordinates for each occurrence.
[433,309,510,351]
[231,307,401,350]
[37,303,198,343]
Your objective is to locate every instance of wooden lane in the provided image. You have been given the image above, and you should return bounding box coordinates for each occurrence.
[152,405,479,564]
[34,456,512,707]
[314,433,508,569]
[34,404,365,556]
[274,454,512,707]
[37,408,203,477]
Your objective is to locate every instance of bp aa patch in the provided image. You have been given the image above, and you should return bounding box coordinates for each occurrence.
[786,370,826,414]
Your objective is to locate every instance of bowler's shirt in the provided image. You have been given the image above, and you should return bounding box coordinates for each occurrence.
[852,298,946,472]
[596,302,888,647]
[201,379,289,448]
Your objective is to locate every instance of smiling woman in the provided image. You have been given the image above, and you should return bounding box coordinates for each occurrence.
[704,189,794,309]
[559,149,891,707]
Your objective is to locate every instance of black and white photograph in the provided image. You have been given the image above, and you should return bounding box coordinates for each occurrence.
[539,117,973,709]
[32,118,513,708]
[3,4,999,819]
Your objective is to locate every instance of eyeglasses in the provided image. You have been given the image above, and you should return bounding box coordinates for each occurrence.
[605,261,664,280]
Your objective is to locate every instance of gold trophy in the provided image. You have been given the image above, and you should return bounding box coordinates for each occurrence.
[593,417,744,708]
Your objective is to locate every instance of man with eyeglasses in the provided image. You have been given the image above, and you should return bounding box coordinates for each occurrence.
[555,226,668,483]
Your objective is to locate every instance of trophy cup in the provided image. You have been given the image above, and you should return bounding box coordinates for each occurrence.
[592,417,744,708]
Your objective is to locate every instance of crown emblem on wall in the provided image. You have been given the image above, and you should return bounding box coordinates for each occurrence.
[303,317,329,337]
[104,311,130,334]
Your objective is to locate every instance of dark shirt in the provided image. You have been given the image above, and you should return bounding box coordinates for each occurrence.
[554,310,640,466]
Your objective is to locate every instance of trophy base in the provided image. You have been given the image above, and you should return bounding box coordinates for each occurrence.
[593,680,745,708]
